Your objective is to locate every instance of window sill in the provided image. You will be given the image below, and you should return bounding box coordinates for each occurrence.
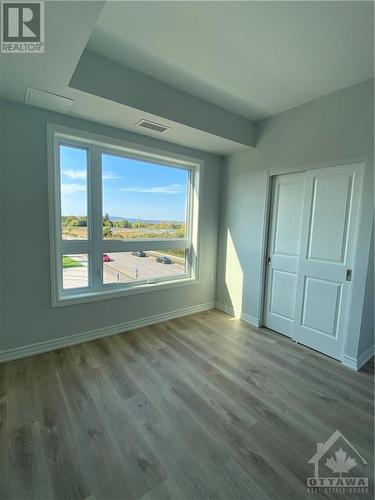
[52,276,199,307]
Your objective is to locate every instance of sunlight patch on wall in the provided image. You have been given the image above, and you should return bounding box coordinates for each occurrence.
[225,229,243,316]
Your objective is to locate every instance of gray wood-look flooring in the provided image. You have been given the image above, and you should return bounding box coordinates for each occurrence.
[0,309,373,500]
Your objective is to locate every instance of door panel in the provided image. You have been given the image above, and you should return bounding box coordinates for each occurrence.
[270,270,298,320]
[307,173,352,262]
[301,277,342,337]
[294,163,364,359]
[264,173,305,337]
[273,180,305,256]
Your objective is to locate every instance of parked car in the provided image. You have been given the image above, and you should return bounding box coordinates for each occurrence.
[156,256,173,264]
[103,254,112,262]
[131,250,146,257]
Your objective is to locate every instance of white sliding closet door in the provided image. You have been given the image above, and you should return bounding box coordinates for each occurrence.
[293,163,364,360]
[264,173,305,337]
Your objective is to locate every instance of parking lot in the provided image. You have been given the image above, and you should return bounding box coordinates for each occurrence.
[63,252,185,289]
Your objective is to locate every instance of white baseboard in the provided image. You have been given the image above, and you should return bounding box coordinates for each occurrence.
[241,313,261,328]
[357,345,375,369]
[215,302,237,316]
[215,302,261,328]
[0,302,215,364]
[342,355,358,371]
[342,345,374,371]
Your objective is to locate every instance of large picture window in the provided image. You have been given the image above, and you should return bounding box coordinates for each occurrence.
[48,124,201,306]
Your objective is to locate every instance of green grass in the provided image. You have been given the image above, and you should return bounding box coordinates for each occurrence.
[62,255,83,269]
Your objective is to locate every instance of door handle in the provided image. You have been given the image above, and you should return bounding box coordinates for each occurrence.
[346,269,352,281]
[267,257,271,265]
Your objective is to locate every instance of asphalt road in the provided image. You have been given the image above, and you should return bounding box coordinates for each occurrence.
[103,252,185,284]
[63,252,185,288]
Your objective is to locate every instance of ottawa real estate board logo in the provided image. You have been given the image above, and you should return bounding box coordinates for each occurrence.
[307,430,369,494]
[1,1,44,53]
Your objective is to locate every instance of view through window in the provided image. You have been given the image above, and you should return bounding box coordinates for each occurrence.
[60,145,88,240]
[51,126,199,303]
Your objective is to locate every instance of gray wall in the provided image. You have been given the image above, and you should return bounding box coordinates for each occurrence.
[0,99,222,352]
[216,79,374,361]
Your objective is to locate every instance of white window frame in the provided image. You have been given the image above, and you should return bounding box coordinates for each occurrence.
[47,123,202,307]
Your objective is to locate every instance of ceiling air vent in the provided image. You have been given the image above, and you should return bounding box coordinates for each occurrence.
[136,119,170,133]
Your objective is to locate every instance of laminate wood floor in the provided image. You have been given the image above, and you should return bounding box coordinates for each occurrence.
[0,309,373,500]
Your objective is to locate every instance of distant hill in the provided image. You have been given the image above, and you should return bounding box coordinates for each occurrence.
[109,216,183,224]
[62,215,184,224]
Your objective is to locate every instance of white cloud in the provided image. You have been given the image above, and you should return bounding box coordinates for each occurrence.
[62,169,86,180]
[62,169,121,180]
[61,183,86,195]
[120,183,185,194]
[103,172,122,180]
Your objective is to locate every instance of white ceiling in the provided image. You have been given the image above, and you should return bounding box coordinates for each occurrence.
[0,1,245,154]
[87,1,374,120]
[1,1,373,155]
[0,2,104,111]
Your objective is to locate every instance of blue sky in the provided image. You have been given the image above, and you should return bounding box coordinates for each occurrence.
[60,146,188,221]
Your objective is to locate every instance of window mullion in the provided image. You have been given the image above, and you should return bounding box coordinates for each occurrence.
[89,145,103,291]
[60,241,93,254]
[186,169,193,241]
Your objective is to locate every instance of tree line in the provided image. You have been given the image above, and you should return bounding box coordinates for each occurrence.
[62,215,185,238]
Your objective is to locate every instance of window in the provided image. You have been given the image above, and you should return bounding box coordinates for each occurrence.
[48,124,201,306]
